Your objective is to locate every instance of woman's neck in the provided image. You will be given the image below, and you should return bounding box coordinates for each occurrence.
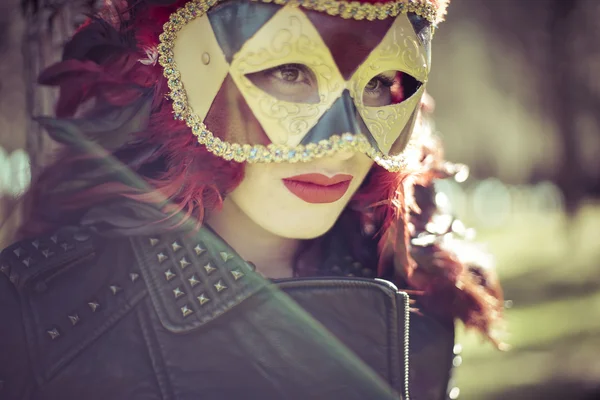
[206,198,299,279]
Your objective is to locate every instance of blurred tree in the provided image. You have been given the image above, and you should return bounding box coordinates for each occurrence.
[20,0,102,178]
[430,0,600,211]
[550,0,587,214]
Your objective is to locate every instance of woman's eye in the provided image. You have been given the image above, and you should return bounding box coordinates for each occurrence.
[245,63,319,103]
[365,75,393,93]
[362,71,422,107]
[274,66,302,83]
[363,74,395,106]
[365,78,382,91]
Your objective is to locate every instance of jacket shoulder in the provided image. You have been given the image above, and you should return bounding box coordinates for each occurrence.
[0,256,34,398]
[0,227,146,384]
[1,227,96,289]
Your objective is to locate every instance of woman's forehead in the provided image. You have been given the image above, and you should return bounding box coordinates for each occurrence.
[206,1,423,78]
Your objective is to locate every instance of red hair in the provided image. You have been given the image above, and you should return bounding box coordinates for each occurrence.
[17,0,502,344]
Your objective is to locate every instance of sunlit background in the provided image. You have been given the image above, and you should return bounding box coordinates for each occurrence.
[1,0,599,398]
[428,1,600,398]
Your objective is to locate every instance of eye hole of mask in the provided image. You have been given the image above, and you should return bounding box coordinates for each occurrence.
[362,71,422,107]
[245,63,320,104]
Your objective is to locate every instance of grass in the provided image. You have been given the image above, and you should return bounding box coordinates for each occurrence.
[452,202,600,399]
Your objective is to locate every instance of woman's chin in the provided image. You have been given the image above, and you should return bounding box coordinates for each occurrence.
[266,220,337,240]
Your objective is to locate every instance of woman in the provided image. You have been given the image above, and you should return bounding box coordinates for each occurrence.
[0,0,503,399]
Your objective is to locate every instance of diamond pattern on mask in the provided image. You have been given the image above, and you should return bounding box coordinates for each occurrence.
[349,16,429,155]
[174,13,230,121]
[207,1,281,63]
[228,6,346,148]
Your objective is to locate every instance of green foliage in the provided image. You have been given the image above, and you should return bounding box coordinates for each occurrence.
[454,204,600,399]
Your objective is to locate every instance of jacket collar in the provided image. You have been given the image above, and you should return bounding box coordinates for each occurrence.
[131,227,268,333]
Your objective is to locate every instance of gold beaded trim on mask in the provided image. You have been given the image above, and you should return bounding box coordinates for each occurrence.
[186,119,408,172]
[157,0,432,172]
[253,0,438,24]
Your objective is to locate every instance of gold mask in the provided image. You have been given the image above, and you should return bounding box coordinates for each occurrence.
[159,0,434,171]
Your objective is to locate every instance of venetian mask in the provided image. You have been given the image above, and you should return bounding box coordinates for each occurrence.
[158,0,438,172]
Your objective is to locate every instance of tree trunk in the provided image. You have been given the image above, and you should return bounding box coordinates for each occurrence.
[550,0,584,214]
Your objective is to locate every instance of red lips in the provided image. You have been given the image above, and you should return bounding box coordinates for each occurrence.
[282,173,353,204]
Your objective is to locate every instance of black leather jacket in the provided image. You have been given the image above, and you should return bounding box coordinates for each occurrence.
[0,226,454,400]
